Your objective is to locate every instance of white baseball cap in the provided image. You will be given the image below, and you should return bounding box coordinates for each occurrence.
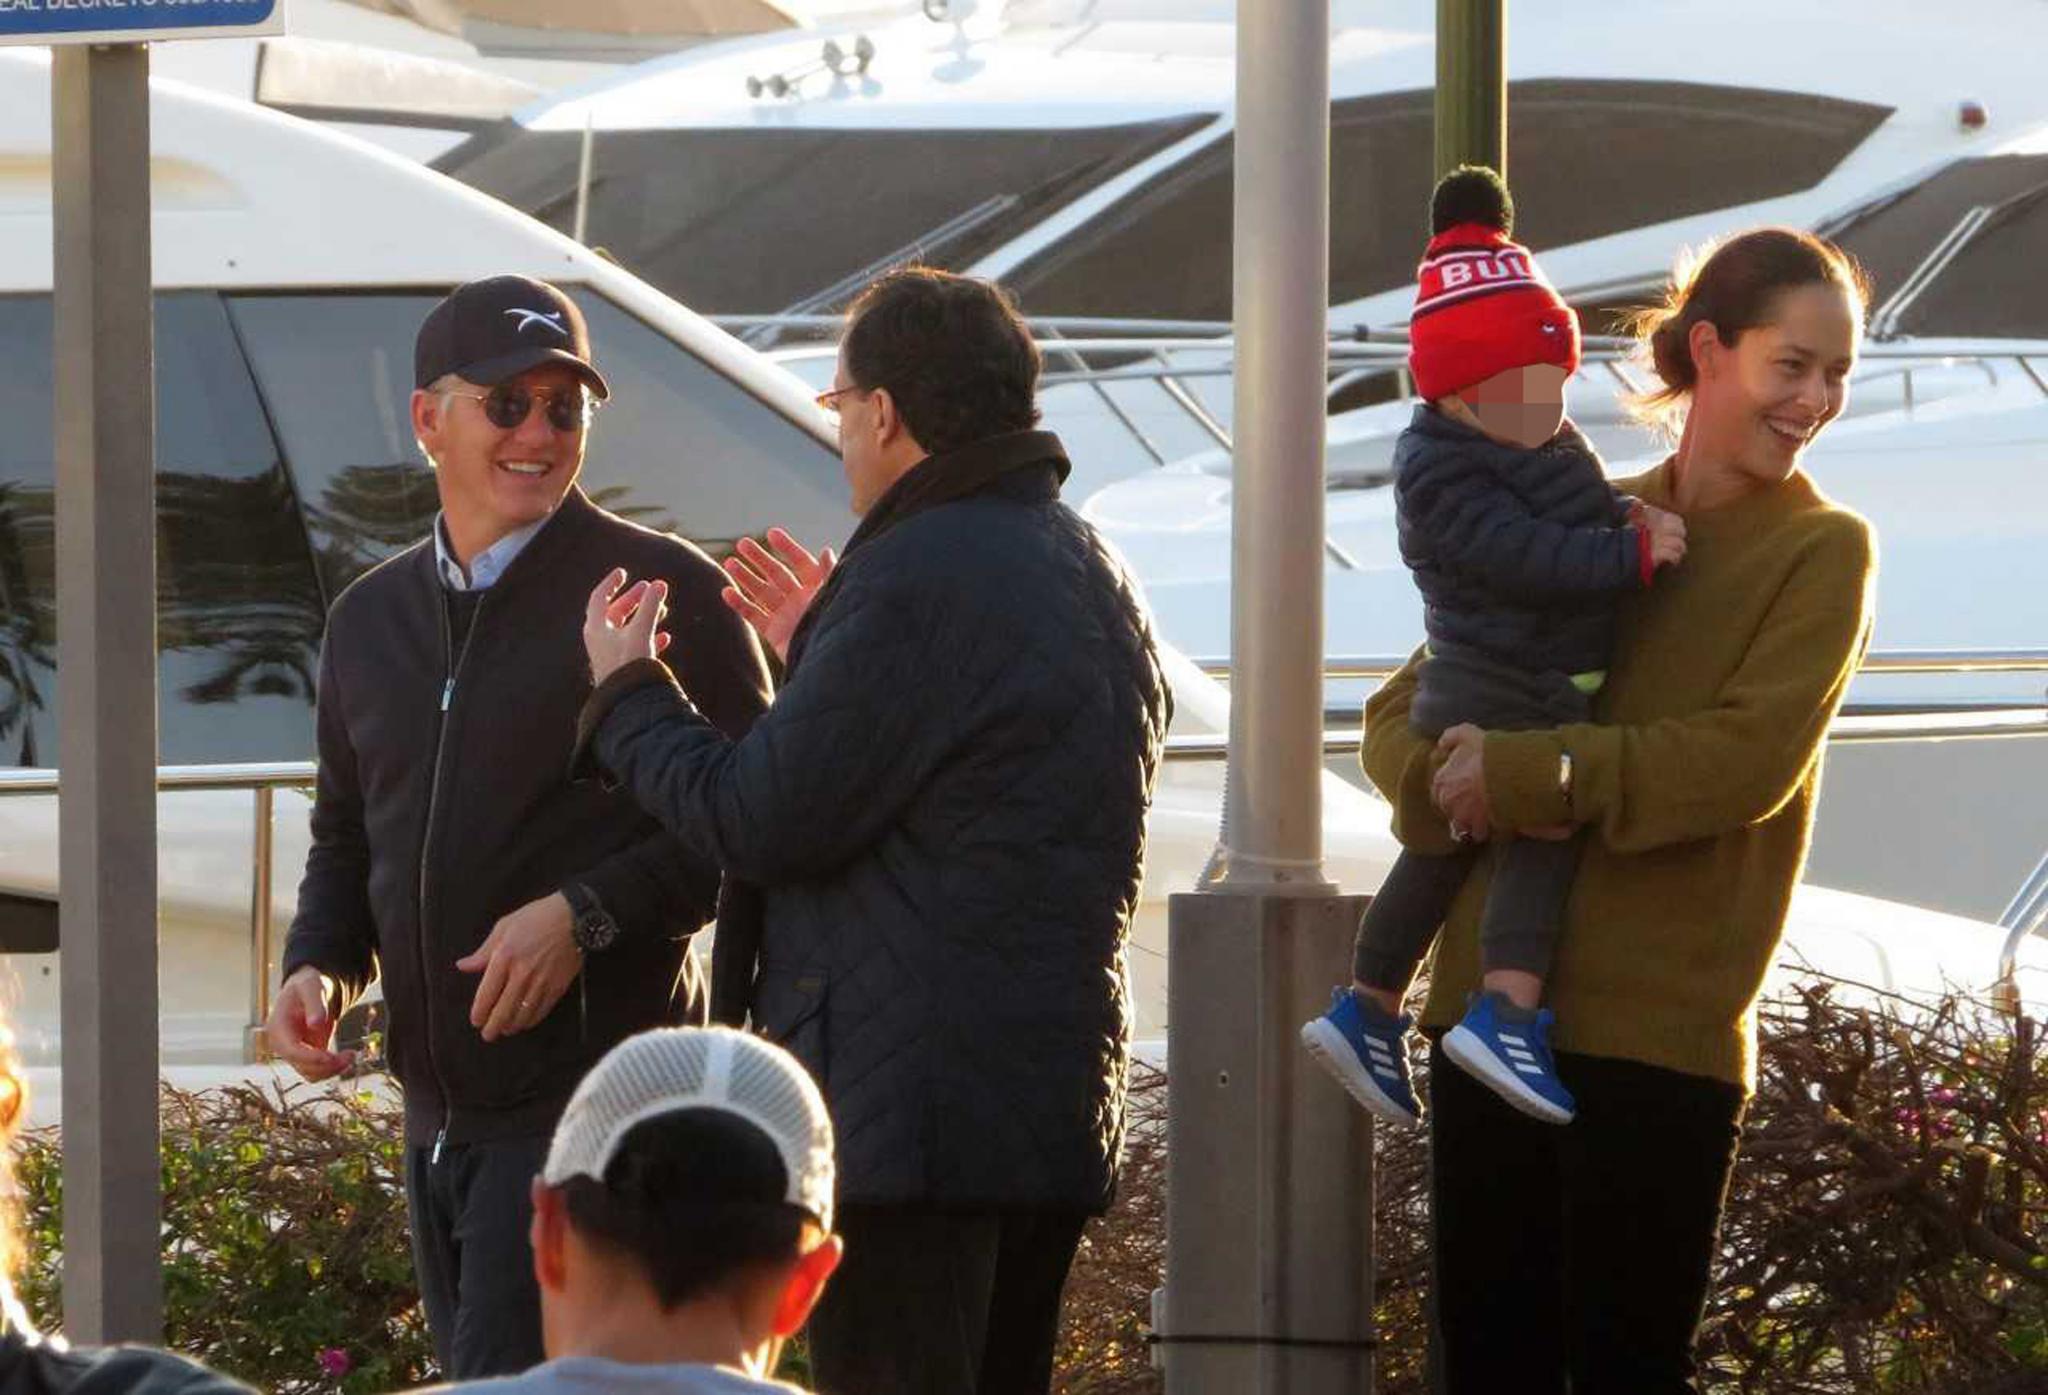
[544,1027,836,1230]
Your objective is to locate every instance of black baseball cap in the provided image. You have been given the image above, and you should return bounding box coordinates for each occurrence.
[414,274,610,400]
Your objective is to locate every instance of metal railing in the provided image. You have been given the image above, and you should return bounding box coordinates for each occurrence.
[0,649,2041,1047]
[1159,708,2048,761]
[754,321,2048,474]
[1170,648,2048,1009]
[0,761,314,1061]
[1196,648,2048,683]
[2001,854,2048,1014]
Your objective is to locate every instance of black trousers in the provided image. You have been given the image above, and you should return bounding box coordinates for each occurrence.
[405,1135,549,1380]
[1428,1041,1746,1394]
[805,1205,1090,1395]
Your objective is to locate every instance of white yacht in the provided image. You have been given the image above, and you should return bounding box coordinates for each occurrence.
[0,48,2033,1119]
[0,55,1390,1105]
[434,0,2048,334]
[1078,121,2048,925]
[106,0,799,164]
[415,0,2048,519]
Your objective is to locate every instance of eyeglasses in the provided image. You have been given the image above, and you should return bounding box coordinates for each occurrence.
[814,384,865,417]
[444,384,600,433]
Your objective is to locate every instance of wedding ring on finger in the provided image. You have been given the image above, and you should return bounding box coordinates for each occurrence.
[1450,822,1474,845]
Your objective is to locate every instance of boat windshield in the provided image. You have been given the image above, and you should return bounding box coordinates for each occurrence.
[438,115,1211,316]
[1008,80,1890,320]
[1825,152,2048,338]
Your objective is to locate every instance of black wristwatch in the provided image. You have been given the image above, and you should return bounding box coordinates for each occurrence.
[563,883,620,955]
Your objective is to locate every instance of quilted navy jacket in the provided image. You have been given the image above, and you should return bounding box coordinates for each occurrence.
[1394,405,1647,676]
[579,431,1168,1211]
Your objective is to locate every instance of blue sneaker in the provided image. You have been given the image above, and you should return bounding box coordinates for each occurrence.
[1442,991,1575,1124]
[1300,987,1423,1127]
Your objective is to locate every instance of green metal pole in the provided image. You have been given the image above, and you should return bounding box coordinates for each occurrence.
[1435,0,1506,178]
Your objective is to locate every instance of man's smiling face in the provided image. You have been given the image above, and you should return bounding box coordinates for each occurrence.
[415,362,591,552]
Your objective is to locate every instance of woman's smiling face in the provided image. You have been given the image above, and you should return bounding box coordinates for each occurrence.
[1694,282,1861,488]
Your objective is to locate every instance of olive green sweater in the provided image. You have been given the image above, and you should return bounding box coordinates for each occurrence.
[1362,460,1876,1091]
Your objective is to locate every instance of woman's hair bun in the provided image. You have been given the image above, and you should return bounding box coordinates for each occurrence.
[1430,165,1514,236]
[1647,311,1697,395]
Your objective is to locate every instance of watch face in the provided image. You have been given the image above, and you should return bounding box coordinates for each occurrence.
[576,912,619,953]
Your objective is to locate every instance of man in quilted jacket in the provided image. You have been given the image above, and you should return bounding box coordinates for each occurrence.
[575,267,1169,1395]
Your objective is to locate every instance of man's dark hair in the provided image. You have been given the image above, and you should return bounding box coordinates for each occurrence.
[842,267,1042,455]
[559,1109,809,1310]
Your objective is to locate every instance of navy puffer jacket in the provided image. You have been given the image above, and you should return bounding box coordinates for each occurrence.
[579,431,1168,1212]
[1393,405,1646,676]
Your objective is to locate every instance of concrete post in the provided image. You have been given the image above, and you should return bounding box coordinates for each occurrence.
[1163,895,1376,1392]
[1160,3,1376,1391]
[53,43,164,1343]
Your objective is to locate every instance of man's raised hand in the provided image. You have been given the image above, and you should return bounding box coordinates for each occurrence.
[583,568,671,685]
[722,528,836,665]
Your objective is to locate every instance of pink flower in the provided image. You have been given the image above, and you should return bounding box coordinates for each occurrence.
[318,1349,352,1380]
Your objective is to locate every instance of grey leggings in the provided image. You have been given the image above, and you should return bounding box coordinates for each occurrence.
[1353,648,1593,993]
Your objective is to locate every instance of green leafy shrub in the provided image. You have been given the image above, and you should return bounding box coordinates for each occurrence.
[8,979,2042,1395]
[14,1082,436,1394]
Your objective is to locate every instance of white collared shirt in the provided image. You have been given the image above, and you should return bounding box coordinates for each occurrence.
[434,513,548,592]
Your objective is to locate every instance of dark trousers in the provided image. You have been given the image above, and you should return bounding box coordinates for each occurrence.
[1353,834,1585,989]
[405,1136,549,1380]
[806,1205,1090,1395]
[1355,646,1595,993]
[1428,1041,1746,1394]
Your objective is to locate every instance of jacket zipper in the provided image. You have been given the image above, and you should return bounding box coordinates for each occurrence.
[419,587,485,1165]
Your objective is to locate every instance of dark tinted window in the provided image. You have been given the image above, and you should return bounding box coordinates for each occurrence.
[566,292,850,551]
[1825,154,2048,338]
[225,295,444,600]
[0,293,324,767]
[438,118,1210,315]
[227,291,849,587]
[0,297,57,768]
[1009,81,1890,320]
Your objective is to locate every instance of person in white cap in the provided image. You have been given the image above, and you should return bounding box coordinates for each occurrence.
[416,1026,843,1395]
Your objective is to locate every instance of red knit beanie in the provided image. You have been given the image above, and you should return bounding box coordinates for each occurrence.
[1407,167,1581,402]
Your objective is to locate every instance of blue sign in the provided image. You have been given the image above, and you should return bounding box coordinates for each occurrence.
[0,0,284,45]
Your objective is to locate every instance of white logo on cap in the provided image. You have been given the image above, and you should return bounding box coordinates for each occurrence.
[505,308,568,337]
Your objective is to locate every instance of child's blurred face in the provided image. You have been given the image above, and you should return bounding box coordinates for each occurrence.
[1441,364,1567,449]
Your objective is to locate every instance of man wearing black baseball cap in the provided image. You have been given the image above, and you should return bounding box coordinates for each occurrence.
[270,274,773,1378]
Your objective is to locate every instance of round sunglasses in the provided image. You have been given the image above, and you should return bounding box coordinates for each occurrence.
[444,384,600,433]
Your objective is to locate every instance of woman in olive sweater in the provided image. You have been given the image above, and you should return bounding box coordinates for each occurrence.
[1364,228,1877,1393]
